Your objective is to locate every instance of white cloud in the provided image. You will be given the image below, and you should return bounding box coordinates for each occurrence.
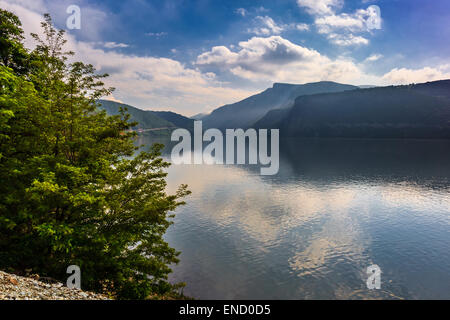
[196,36,450,86]
[365,53,383,62]
[248,16,310,36]
[3,0,449,115]
[7,0,46,11]
[297,0,343,16]
[102,95,123,104]
[382,66,450,85]
[145,32,168,37]
[296,23,310,31]
[315,13,366,34]
[73,46,253,115]
[102,42,129,49]
[327,33,369,46]
[235,8,247,17]
[314,7,382,46]
[196,36,374,84]
[298,0,382,47]
[0,0,254,115]
[248,16,284,36]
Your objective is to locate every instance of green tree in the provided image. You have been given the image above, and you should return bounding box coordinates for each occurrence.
[0,9,29,75]
[0,12,190,299]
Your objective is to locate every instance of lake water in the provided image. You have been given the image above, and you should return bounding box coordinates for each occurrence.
[137,136,450,299]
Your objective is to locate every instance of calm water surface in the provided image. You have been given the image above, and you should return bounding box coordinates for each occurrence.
[138,136,450,299]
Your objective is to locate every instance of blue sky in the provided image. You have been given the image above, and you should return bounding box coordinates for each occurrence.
[2,0,450,115]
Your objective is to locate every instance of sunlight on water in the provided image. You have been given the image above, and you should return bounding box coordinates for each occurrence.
[145,138,450,299]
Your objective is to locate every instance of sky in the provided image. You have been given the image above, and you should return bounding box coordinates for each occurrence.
[1,0,450,116]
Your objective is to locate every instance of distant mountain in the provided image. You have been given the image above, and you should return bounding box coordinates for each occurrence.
[255,80,450,139]
[98,100,194,131]
[358,85,378,89]
[202,81,359,129]
[153,111,194,131]
[190,113,208,120]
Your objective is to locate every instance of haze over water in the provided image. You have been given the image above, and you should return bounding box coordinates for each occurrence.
[139,136,450,299]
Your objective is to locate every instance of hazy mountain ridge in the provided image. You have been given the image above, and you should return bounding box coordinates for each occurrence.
[255,80,450,139]
[98,100,194,131]
[190,113,208,120]
[153,111,194,131]
[99,80,450,139]
[202,81,359,130]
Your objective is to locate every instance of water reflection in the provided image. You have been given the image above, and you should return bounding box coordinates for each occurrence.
[138,136,450,299]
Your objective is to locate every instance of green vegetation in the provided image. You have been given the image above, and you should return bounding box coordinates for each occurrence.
[98,100,174,130]
[98,99,194,132]
[152,111,194,131]
[0,10,190,299]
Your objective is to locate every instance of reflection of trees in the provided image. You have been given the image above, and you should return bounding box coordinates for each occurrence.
[275,139,450,190]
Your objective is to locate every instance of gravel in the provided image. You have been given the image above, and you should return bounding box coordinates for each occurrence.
[0,270,110,300]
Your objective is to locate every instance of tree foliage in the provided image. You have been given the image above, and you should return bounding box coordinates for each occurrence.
[0,9,28,75]
[0,11,190,299]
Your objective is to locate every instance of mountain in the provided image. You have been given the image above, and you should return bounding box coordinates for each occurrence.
[190,113,208,120]
[358,85,378,89]
[202,81,359,130]
[98,100,173,129]
[98,100,194,131]
[255,80,450,139]
[153,111,194,131]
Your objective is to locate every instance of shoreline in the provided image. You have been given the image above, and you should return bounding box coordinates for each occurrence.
[0,271,110,300]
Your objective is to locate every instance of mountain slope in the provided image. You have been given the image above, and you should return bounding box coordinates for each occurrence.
[255,80,450,139]
[190,113,208,120]
[98,100,193,131]
[202,81,359,129]
[153,111,194,131]
[98,100,173,129]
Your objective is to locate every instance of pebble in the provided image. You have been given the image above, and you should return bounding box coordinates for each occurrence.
[0,270,110,300]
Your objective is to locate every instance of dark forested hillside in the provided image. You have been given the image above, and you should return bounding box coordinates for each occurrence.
[153,111,194,131]
[255,80,450,139]
[202,81,359,129]
[98,100,193,131]
[98,100,173,129]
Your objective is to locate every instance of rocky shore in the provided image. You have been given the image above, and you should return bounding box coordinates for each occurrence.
[0,271,110,300]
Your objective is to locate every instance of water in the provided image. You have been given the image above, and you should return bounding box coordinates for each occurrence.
[138,136,450,299]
